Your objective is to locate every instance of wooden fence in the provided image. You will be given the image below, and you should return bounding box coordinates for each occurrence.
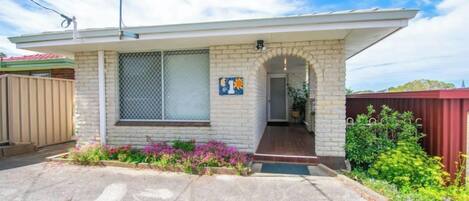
[0,75,74,147]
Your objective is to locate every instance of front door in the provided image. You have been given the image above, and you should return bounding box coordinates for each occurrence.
[268,74,288,122]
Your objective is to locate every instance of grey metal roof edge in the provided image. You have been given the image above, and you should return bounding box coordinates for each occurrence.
[9,8,418,44]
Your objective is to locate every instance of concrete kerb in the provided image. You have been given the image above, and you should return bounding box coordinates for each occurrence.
[46,153,252,176]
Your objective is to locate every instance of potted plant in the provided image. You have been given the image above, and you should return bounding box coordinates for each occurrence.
[287,82,309,121]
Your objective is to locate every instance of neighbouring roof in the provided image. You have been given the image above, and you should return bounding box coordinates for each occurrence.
[0,53,74,72]
[2,53,65,62]
[8,8,418,59]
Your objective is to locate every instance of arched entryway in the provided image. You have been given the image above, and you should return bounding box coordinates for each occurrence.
[264,55,310,123]
[254,52,318,162]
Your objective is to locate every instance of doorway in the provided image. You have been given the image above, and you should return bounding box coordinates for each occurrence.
[268,74,288,122]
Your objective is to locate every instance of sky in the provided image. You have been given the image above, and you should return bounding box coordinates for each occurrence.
[0,0,468,91]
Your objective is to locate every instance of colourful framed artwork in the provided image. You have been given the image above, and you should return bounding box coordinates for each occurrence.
[219,77,244,95]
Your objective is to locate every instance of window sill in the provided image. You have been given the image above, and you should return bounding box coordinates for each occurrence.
[115,121,211,127]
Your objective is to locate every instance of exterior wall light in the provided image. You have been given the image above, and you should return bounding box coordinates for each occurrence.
[256,40,266,51]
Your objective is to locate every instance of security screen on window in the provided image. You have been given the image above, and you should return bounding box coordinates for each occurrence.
[118,50,209,121]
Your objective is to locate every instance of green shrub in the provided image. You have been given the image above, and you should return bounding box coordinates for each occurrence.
[198,152,221,167]
[172,139,195,152]
[152,154,174,170]
[108,145,132,161]
[345,105,422,169]
[178,158,195,174]
[346,134,469,201]
[124,151,147,164]
[346,168,469,201]
[368,141,447,190]
[68,144,109,165]
[345,170,405,200]
[399,184,469,201]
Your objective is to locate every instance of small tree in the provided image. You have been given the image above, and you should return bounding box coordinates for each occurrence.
[0,52,6,63]
[0,52,6,68]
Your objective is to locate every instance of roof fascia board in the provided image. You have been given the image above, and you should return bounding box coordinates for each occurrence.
[16,19,409,50]
[9,9,418,44]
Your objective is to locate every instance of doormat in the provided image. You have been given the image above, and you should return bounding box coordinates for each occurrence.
[267,122,289,126]
[260,163,310,175]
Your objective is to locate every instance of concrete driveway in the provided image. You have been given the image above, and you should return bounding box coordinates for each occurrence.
[0,144,366,201]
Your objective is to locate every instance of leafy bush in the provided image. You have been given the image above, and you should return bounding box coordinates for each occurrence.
[368,141,447,190]
[172,139,195,152]
[345,105,469,200]
[107,145,132,162]
[125,151,147,164]
[152,154,174,170]
[347,167,469,201]
[68,144,109,165]
[410,159,469,201]
[345,105,422,169]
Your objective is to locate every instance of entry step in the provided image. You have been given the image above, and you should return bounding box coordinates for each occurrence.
[253,153,319,165]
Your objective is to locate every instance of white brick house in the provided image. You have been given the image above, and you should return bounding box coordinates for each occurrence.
[9,9,417,168]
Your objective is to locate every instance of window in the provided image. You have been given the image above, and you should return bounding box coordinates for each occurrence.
[119,50,209,121]
[30,70,51,77]
[8,70,51,77]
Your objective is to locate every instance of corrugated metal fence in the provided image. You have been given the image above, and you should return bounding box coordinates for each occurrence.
[0,74,74,147]
[346,89,469,177]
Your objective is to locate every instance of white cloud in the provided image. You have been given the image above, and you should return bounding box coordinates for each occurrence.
[0,35,36,55]
[0,0,303,56]
[1,0,467,90]
[347,0,469,90]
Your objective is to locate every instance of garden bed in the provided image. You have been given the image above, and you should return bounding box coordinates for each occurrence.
[47,140,252,176]
[345,105,469,201]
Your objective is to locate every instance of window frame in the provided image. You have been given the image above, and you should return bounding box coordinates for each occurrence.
[117,49,210,124]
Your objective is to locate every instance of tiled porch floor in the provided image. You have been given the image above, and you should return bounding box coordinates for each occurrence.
[255,124,315,156]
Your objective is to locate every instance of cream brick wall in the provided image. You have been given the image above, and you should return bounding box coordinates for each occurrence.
[255,61,267,148]
[74,51,100,144]
[74,40,346,156]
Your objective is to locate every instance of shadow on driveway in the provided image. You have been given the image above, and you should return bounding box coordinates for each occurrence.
[0,142,74,170]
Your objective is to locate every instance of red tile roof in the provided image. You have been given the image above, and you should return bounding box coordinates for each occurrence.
[2,53,66,62]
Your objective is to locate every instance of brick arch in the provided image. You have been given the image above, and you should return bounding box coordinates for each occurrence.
[255,47,320,98]
[255,47,319,74]
[257,48,317,68]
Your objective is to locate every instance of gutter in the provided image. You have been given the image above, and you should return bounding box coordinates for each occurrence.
[0,65,74,72]
[0,58,74,71]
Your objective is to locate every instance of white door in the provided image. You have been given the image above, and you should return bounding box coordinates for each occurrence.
[268,74,288,122]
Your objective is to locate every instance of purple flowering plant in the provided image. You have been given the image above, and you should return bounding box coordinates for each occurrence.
[68,140,251,174]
